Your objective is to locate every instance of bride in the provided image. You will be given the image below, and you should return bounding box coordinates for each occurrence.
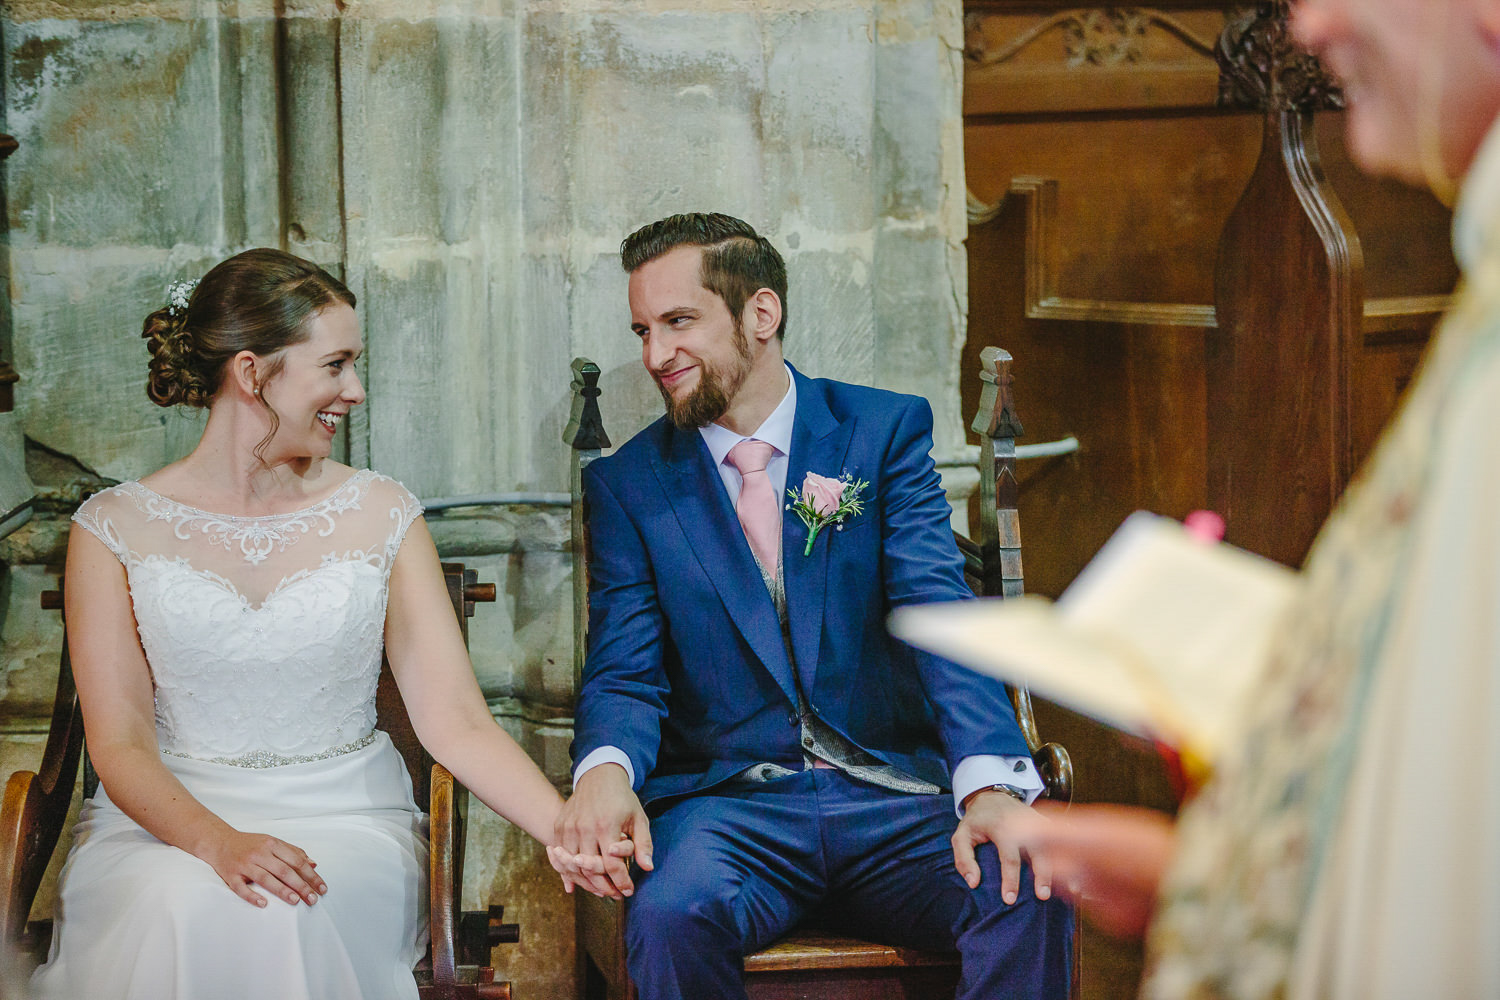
[30,248,614,999]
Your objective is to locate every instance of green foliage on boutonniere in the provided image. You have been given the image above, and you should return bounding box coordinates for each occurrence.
[786,472,869,555]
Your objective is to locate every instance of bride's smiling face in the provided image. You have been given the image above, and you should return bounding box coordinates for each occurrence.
[259,302,365,461]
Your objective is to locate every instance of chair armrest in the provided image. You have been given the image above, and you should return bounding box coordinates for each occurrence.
[1,769,45,945]
[1010,687,1074,804]
[2,628,84,949]
[1033,741,1074,804]
[428,762,466,987]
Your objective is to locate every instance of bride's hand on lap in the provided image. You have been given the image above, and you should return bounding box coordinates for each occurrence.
[203,830,328,908]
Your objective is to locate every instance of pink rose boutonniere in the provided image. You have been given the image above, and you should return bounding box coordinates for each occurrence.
[786,472,869,555]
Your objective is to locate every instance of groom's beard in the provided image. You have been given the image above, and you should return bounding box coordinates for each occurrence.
[657,321,753,429]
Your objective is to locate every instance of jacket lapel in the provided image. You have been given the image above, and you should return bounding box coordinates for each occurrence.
[650,422,799,705]
[782,369,855,696]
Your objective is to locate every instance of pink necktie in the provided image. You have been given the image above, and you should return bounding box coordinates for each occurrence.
[727,439,781,576]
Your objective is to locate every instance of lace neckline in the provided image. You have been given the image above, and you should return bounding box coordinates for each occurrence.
[118,469,378,565]
[131,468,374,522]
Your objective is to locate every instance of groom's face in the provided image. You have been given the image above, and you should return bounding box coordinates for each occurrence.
[629,246,753,429]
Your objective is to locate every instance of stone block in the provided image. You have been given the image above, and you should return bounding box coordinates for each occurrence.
[281,17,346,259]
[503,253,578,497]
[763,10,876,231]
[0,411,33,531]
[5,17,276,248]
[363,251,503,496]
[343,17,522,245]
[780,248,877,388]
[552,11,769,233]
[12,250,213,480]
[0,563,65,716]
[874,224,964,451]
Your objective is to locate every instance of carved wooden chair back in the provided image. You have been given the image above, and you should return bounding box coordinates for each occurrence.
[565,353,1073,1000]
[964,346,1073,801]
[0,561,512,1000]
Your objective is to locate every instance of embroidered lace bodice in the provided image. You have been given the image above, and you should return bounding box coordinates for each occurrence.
[72,470,423,765]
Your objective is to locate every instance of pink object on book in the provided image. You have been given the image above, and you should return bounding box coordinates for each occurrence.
[1183,509,1226,543]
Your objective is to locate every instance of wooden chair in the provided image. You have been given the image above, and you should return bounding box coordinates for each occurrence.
[0,561,514,1000]
[565,353,1073,1000]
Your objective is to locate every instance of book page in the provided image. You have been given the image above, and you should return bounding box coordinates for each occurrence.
[889,512,1298,763]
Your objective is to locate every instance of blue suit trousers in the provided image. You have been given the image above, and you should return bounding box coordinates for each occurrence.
[625,769,1072,1000]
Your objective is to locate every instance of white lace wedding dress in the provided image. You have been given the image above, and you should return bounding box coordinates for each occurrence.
[30,469,431,1000]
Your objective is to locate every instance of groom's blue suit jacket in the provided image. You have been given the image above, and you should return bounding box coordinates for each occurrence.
[573,366,1029,808]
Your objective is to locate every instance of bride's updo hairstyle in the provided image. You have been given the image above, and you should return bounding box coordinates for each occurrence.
[142,248,356,409]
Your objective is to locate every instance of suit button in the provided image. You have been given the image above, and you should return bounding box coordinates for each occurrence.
[789,713,799,726]
[802,736,815,748]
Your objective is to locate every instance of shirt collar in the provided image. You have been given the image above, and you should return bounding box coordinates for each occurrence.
[699,364,797,466]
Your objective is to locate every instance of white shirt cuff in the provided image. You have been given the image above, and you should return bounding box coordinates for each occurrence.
[952,754,1044,816]
[574,746,636,789]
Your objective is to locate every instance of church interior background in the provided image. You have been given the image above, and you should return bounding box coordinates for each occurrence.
[0,2,1458,997]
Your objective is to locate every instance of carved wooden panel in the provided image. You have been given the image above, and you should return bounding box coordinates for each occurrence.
[964,5,1226,117]
[963,4,1455,586]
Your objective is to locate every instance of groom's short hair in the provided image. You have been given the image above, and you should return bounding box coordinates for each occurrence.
[621,213,789,341]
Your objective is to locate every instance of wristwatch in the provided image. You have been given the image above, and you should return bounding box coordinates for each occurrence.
[960,783,1027,811]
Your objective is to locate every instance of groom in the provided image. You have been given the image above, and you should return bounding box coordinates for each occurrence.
[557,213,1071,999]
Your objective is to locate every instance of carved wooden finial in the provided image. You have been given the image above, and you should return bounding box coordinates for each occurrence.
[1216,1,1344,112]
[972,346,1024,441]
[564,357,611,451]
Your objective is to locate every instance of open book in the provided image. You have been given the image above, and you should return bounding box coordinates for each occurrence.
[889,511,1298,772]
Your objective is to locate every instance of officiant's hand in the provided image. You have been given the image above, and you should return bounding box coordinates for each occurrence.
[201,829,327,908]
[555,763,654,899]
[1006,802,1175,939]
[951,789,1052,906]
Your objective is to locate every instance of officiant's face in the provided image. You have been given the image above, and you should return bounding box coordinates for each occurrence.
[1293,0,1500,183]
[630,245,754,429]
[259,302,365,460]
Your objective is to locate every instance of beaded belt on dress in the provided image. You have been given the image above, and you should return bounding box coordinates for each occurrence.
[162,730,378,768]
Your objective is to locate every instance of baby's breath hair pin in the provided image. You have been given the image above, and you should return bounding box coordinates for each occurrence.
[165,278,199,317]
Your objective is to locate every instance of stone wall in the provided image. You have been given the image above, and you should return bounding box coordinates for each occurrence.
[0,2,969,995]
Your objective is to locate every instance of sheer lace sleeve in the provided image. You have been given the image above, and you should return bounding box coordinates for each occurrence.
[372,474,425,571]
[71,487,132,565]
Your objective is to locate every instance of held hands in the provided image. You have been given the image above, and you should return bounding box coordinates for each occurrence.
[200,829,327,908]
[545,839,636,898]
[552,763,654,900]
[951,789,1052,906]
